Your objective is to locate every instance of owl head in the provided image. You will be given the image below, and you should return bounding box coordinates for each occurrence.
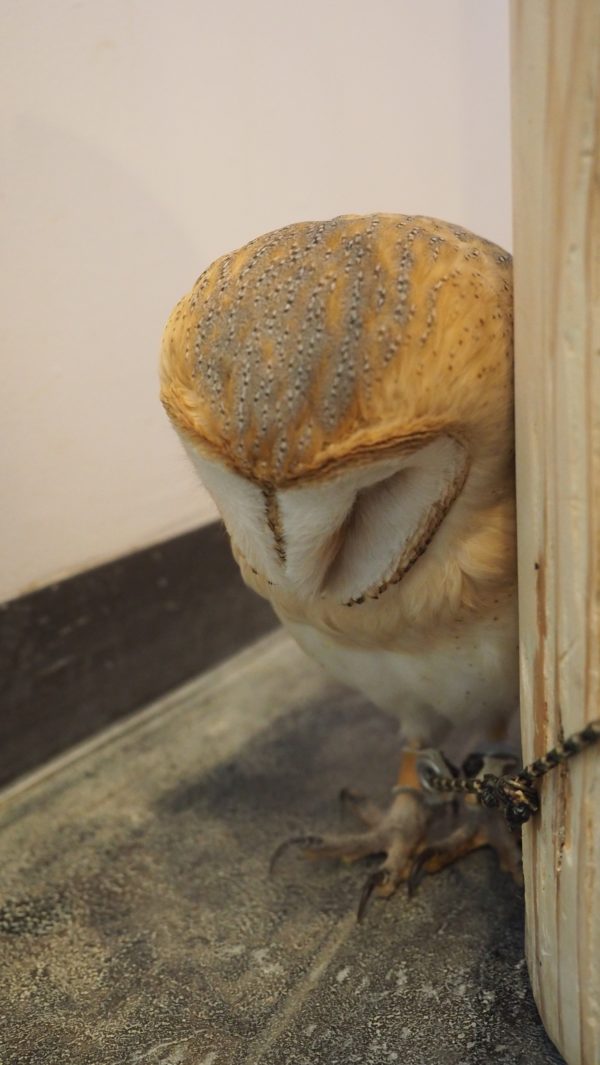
[160,215,515,645]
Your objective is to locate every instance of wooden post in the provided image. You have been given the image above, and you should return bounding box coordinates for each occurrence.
[510,3,600,1063]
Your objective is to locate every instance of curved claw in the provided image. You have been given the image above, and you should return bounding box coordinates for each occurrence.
[268,834,324,876]
[357,868,389,923]
[339,786,362,805]
[407,846,436,898]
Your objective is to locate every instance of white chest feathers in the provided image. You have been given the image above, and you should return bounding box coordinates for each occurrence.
[280,608,519,747]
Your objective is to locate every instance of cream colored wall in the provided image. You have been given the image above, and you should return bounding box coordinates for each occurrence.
[1,0,510,602]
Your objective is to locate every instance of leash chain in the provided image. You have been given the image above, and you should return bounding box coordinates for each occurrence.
[421,720,600,828]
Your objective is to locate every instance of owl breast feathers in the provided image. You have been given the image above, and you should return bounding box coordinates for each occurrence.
[160,214,517,743]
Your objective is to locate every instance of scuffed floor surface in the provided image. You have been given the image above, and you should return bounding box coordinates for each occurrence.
[0,631,564,1065]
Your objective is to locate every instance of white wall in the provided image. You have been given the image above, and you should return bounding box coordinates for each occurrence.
[1,0,511,602]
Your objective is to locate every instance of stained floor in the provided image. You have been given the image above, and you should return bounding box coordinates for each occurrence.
[0,632,564,1065]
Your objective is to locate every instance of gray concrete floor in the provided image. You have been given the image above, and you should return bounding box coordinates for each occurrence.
[0,632,564,1065]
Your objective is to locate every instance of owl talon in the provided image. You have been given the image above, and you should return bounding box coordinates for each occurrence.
[339,786,362,811]
[268,834,325,875]
[407,845,437,898]
[269,828,387,875]
[357,868,391,923]
[270,770,522,918]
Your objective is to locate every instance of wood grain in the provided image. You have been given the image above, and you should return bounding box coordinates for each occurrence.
[511,2,600,1062]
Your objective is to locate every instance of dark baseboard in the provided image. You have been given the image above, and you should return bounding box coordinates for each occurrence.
[0,523,278,790]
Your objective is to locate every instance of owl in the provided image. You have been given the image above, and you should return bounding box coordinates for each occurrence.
[160,214,520,915]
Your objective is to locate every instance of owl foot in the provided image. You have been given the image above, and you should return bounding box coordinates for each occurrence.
[270,751,522,921]
[270,783,435,920]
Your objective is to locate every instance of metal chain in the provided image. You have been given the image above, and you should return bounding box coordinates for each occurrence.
[421,720,600,828]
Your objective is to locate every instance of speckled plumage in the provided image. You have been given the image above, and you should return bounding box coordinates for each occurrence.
[161,214,512,486]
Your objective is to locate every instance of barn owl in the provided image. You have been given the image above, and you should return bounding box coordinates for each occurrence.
[160,214,520,914]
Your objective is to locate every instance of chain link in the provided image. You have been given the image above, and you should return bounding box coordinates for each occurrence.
[420,720,600,828]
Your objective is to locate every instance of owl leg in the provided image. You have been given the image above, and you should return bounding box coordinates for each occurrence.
[336,745,423,826]
[394,747,423,789]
